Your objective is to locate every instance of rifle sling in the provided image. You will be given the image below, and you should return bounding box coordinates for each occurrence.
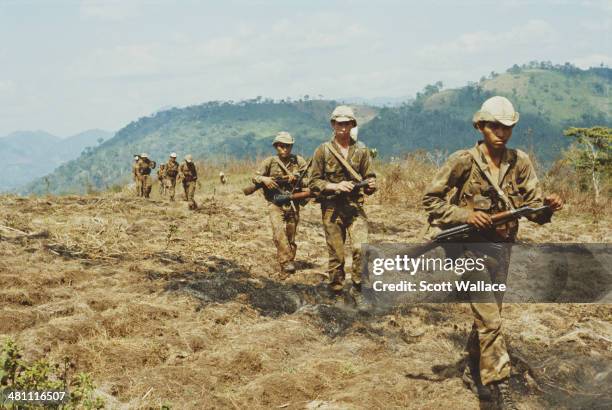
[325,142,363,182]
[274,157,293,176]
[467,147,514,210]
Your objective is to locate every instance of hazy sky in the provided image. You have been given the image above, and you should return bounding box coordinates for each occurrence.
[0,0,610,136]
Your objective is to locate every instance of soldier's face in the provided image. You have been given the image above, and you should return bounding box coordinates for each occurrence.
[480,121,513,150]
[275,143,292,158]
[333,120,355,139]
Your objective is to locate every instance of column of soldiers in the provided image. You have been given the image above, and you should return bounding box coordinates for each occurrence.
[132,152,199,210]
[249,100,563,410]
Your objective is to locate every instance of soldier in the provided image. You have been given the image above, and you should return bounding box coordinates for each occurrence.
[308,106,376,305]
[157,163,167,196]
[135,153,156,198]
[164,153,179,201]
[132,155,141,196]
[178,154,198,210]
[253,132,308,277]
[422,96,563,409]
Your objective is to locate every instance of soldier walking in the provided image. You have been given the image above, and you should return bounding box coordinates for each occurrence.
[308,106,376,306]
[422,96,563,409]
[132,155,141,196]
[164,153,179,201]
[135,153,156,199]
[157,163,166,196]
[253,132,308,277]
[178,154,198,210]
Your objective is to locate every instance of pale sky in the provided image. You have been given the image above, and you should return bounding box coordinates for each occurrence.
[0,0,610,136]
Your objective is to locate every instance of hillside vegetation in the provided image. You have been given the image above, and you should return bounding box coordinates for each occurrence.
[1,156,610,409]
[361,64,610,159]
[25,64,611,195]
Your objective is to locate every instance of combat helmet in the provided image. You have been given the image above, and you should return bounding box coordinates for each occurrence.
[273,131,294,146]
[473,96,519,128]
[330,105,357,124]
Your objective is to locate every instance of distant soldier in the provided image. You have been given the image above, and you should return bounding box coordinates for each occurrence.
[164,153,179,201]
[178,154,198,210]
[135,153,156,198]
[308,106,376,305]
[253,132,308,277]
[422,96,563,408]
[219,171,227,184]
[157,163,167,196]
[132,155,141,196]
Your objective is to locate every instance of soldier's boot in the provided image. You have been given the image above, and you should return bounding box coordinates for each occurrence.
[283,262,296,274]
[328,271,344,295]
[492,380,517,410]
[349,284,370,312]
[279,262,296,280]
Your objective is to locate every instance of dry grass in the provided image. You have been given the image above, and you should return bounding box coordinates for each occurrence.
[0,161,610,409]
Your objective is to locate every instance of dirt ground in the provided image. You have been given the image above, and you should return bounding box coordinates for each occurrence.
[0,178,610,409]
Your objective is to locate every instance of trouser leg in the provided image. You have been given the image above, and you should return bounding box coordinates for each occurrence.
[346,207,368,287]
[322,207,346,289]
[269,204,295,266]
[463,245,512,386]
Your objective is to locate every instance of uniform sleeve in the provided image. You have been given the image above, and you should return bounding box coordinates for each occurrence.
[422,152,473,227]
[360,149,376,195]
[252,158,271,184]
[308,146,327,197]
[516,151,551,224]
[297,155,310,188]
[135,161,143,177]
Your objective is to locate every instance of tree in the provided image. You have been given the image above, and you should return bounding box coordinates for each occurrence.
[563,127,611,203]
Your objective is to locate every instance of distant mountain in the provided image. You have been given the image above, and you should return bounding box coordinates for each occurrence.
[24,63,611,195]
[1,129,113,192]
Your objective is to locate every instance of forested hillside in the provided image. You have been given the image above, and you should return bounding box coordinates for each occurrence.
[360,63,610,160]
[24,63,610,195]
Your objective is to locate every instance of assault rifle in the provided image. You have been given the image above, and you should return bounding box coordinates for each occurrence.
[406,205,552,256]
[272,179,371,206]
[242,174,300,196]
[433,205,551,242]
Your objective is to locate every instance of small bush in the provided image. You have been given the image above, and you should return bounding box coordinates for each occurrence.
[0,338,105,409]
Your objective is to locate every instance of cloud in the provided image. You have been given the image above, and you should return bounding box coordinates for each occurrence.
[70,13,378,80]
[417,19,558,65]
[79,0,143,21]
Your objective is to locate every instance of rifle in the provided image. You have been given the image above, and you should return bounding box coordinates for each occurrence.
[242,174,299,196]
[273,177,370,206]
[406,205,552,257]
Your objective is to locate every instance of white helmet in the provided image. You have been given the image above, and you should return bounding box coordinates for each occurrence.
[473,96,519,128]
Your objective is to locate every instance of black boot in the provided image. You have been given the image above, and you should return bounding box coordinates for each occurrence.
[492,379,517,410]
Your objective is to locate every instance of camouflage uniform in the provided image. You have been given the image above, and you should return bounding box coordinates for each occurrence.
[309,139,376,291]
[179,161,198,209]
[253,154,308,269]
[157,164,166,196]
[422,141,551,387]
[135,157,156,198]
[164,159,179,201]
[132,159,141,196]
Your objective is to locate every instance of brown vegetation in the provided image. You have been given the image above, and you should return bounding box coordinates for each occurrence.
[0,159,610,409]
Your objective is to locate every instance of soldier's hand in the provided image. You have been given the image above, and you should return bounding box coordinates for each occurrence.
[287,174,297,183]
[544,194,563,212]
[328,181,355,192]
[467,211,493,230]
[366,178,376,189]
[261,176,279,189]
